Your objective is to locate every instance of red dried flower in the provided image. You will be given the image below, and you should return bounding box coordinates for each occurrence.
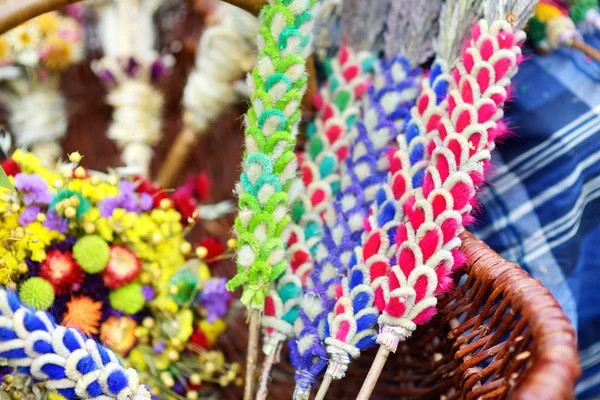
[197,237,225,264]
[172,186,198,223]
[39,249,85,295]
[1,159,20,177]
[134,176,168,208]
[102,245,142,289]
[190,328,210,349]
[194,172,211,201]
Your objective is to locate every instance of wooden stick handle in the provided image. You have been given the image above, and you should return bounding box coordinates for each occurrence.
[571,38,600,63]
[155,126,200,188]
[255,340,280,400]
[0,0,265,35]
[244,309,261,400]
[314,373,333,400]
[302,55,318,118]
[222,0,266,16]
[356,345,391,400]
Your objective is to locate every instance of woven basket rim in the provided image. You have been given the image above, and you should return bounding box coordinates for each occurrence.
[460,231,581,399]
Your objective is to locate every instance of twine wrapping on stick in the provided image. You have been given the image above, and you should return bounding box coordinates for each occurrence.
[156,3,259,187]
[356,2,537,397]
[224,0,318,399]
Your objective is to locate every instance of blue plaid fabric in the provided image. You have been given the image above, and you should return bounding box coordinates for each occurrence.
[473,36,600,399]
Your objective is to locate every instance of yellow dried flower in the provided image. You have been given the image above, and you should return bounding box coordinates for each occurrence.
[68,151,82,163]
[35,12,60,35]
[41,34,73,71]
[8,23,41,51]
[0,37,10,61]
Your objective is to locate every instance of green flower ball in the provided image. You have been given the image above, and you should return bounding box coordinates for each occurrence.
[73,235,110,274]
[19,277,55,311]
[109,283,145,315]
[168,269,199,306]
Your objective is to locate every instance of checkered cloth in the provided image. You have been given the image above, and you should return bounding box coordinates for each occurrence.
[473,36,600,399]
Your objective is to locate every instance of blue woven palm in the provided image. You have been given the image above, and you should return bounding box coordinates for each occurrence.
[0,289,148,399]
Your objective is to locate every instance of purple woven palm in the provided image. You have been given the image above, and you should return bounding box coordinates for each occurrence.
[288,56,421,398]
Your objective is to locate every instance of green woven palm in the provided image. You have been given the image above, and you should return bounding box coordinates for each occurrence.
[226,0,318,310]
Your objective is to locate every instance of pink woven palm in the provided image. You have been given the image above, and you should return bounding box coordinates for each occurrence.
[378,19,526,348]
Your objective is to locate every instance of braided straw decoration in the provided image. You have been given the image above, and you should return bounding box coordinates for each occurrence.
[289,45,372,283]
[321,68,449,375]
[284,46,374,400]
[183,4,258,133]
[260,46,372,361]
[2,78,67,164]
[340,57,420,211]
[106,78,164,177]
[322,58,452,378]
[378,19,526,349]
[290,57,421,398]
[0,289,149,399]
[321,57,427,384]
[405,60,452,185]
[226,0,317,310]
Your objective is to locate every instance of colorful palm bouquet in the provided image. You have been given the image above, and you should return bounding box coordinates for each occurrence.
[0,11,85,164]
[0,150,238,399]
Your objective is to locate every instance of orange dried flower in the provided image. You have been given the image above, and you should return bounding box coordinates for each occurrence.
[100,316,137,355]
[62,296,102,336]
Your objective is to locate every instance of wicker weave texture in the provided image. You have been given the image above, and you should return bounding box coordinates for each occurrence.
[217,232,580,400]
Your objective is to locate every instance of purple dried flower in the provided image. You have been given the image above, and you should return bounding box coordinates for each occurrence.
[49,235,76,252]
[99,179,152,217]
[150,60,167,82]
[106,307,124,319]
[139,193,153,211]
[126,57,140,77]
[26,258,40,277]
[98,197,119,218]
[97,69,117,86]
[199,278,230,323]
[44,210,68,233]
[18,205,40,226]
[50,294,70,320]
[141,285,155,301]
[14,173,47,191]
[14,173,52,206]
[172,381,185,394]
[153,342,166,354]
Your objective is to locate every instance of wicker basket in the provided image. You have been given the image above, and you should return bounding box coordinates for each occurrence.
[217,231,581,400]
